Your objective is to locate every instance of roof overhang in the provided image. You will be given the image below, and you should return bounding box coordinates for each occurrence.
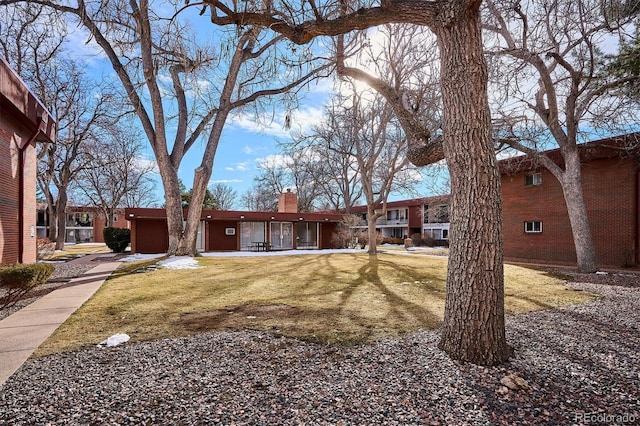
[0,56,56,144]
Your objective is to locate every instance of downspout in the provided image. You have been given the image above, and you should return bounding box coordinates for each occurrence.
[636,167,640,266]
[17,119,42,263]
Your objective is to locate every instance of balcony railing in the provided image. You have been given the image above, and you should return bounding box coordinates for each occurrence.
[376,218,408,225]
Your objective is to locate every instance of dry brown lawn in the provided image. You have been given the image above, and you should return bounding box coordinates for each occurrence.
[36,252,595,356]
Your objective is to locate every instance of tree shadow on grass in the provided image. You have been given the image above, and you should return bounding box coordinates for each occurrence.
[336,254,442,329]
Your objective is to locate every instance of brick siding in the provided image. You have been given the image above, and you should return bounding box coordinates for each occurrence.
[0,113,37,263]
[502,157,639,267]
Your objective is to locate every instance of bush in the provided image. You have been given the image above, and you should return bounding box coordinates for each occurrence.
[37,238,55,260]
[0,263,55,290]
[103,227,131,253]
[381,237,405,245]
[411,233,435,247]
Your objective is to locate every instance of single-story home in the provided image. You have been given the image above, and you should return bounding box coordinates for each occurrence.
[126,191,344,253]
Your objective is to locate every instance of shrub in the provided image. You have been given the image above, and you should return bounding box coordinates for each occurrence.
[411,233,435,247]
[103,227,131,253]
[0,263,55,290]
[381,237,405,245]
[0,263,55,309]
[331,215,363,249]
[37,238,55,260]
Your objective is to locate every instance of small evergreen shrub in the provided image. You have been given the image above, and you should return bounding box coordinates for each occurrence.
[103,227,131,253]
[0,263,55,290]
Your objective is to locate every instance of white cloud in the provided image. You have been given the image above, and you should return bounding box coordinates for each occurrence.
[63,27,106,63]
[256,154,290,169]
[243,145,256,154]
[211,178,244,184]
[224,161,250,172]
[228,105,326,137]
[134,156,160,174]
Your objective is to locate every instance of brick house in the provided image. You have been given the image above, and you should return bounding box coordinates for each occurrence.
[0,57,56,264]
[351,196,451,243]
[126,191,344,253]
[36,206,129,244]
[499,133,640,268]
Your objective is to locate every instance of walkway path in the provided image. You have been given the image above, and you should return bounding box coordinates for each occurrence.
[0,254,121,386]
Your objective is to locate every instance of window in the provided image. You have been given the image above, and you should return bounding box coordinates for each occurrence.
[525,173,542,186]
[524,221,543,233]
[66,212,93,227]
[113,214,118,223]
[442,229,449,240]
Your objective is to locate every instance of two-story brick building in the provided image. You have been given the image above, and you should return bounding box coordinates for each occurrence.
[0,57,56,264]
[36,206,130,244]
[499,133,639,268]
[351,133,638,268]
[350,196,451,243]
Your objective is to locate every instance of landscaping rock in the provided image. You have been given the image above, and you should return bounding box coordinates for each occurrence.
[0,280,638,425]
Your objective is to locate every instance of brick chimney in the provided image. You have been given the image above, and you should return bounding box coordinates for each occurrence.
[278,189,298,213]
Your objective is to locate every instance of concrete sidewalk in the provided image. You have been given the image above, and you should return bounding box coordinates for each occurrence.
[0,258,121,387]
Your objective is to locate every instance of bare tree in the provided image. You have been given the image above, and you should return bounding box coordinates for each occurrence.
[0,0,333,256]
[315,87,419,254]
[208,183,238,210]
[252,147,325,212]
[483,0,640,272]
[240,184,278,211]
[201,0,511,365]
[0,4,112,249]
[75,118,156,226]
[290,127,364,214]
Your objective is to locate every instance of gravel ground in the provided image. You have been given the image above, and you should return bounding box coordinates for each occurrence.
[0,280,638,425]
[0,263,96,321]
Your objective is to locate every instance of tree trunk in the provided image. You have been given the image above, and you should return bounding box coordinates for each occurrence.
[178,166,211,256]
[435,6,512,365]
[559,148,597,273]
[55,191,67,251]
[367,208,379,254]
[162,167,187,256]
[47,203,57,242]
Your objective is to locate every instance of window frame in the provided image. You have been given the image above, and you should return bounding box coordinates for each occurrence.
[524,221,543,234]
[525,172,542,187]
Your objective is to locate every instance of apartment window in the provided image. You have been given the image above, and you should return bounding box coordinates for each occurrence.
[525,172,542,186]
[524,221,543,233]
[113,214,118,223]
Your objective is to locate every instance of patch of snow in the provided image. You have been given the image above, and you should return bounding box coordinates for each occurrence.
[596,271,608,275]
[97,333,130,348]
[157,256,200,269]
[118,253,165,262]
[406,246,446,252]
[201,249,361,258]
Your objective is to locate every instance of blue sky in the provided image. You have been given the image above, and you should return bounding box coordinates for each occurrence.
[66,15,445,210]
[64,13,359,209]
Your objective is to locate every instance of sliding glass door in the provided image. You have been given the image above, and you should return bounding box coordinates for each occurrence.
[270,222,293,250]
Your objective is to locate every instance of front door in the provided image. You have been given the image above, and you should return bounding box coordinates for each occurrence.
[270,222,293,250]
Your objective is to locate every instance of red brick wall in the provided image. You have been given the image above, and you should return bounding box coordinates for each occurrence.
[92,210,129,243]
[21,140,36,263]
[278,191,298,213]
[0,114,36,264]
[0,114,21,264]
[502,157,639,267]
